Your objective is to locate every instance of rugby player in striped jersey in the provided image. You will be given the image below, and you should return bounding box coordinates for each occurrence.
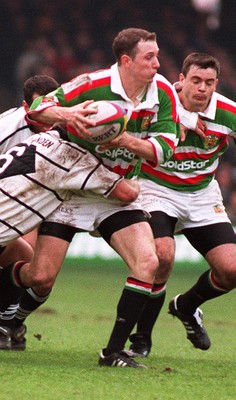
[22,28,180,368]
[127,53,236,357]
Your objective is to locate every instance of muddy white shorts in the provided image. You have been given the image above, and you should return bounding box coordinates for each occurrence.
[45,190,144,232]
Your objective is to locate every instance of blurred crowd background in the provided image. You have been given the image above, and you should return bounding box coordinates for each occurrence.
[0,0,235,222]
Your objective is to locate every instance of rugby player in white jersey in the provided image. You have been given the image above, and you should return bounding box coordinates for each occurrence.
[0,124,140,349]
[0,74,141,351]
[126,53,236,358]
[0,75,60,253]
[0,75,60,345]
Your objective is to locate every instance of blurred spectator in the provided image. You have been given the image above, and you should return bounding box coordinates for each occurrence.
[1,0,235,111]
[215,162,235,207]
[0,0,235,221]
[227,189,236,226]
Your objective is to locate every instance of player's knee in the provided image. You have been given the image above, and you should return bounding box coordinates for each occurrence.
[222,269,236,290]
[154,239,174,280]
[147,253,159,277]
[214,267,236,290]
[27,269,56,289]
[156,260,173,282]
[155,238,175,264]
[135,252,159,282]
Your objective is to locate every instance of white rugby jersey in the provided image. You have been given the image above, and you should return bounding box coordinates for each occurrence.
[0,129,122,246]
[0,107,33,154]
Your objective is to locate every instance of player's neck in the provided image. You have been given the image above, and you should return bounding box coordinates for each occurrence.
[119,68,147,106]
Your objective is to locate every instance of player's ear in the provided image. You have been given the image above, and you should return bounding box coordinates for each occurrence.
[121,54,131,67]
[179,73,185,83]
[215,78,219,91]
[22,100,30,112]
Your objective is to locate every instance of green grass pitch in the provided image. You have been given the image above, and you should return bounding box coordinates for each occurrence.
[0,257,235,400]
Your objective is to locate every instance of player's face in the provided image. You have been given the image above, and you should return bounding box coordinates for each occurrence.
[129,40,160,84]
[23,92,49,133]
[179,66,218,112]
[22,92,40,112]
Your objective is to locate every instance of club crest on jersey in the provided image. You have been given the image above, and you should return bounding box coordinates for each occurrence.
[203,134,218,149]
[213,205,224,214]
[141,115,153,131]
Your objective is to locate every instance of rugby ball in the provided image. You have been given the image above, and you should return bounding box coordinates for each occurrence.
[68,101,127,144]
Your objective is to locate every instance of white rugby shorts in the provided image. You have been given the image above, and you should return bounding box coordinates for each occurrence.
[138,177,230,232]
[45,190,144,232]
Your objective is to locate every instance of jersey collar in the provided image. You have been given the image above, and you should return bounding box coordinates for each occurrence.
[110,63,159,109]
[198,92,217,120]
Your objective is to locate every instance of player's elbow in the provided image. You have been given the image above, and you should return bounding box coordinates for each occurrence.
[110,179,140,203]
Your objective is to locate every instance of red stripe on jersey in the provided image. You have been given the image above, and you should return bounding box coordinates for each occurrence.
[111,164,134,176]
[141,163,216,184]
[174,145,226,161]
[88,74,111,89]
[64,81,91,102]
[174,151,214,161]
[160,135,177,151]
[64,74,111,102]
[217,100,236,113]
[156,80,179,121]
[174,135,227,161]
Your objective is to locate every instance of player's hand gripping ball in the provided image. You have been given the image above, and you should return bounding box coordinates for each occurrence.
[85,101,127,144]
[68,101,127,144]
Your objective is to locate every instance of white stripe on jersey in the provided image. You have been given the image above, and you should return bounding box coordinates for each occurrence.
[0,107,33,154]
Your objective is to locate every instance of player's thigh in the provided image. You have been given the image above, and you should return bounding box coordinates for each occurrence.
[183,222,236,256]
[0,237,33,266]
[98,209,158,281]
[149,211,176,281]
[183,222,236,288]
[149,211,177,240]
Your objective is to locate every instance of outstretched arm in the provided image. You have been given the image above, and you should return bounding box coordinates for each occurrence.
[26,100,97,139]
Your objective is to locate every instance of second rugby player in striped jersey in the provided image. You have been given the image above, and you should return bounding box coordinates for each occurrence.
[127,52,236,358]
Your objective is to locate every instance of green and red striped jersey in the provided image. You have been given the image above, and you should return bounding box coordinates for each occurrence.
[28,64,180,178]
[140,92,236,191]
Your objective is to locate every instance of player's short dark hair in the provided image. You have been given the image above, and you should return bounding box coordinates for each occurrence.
[23,75,60,106]
[112,28,157,64]
[181,52,220,78]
